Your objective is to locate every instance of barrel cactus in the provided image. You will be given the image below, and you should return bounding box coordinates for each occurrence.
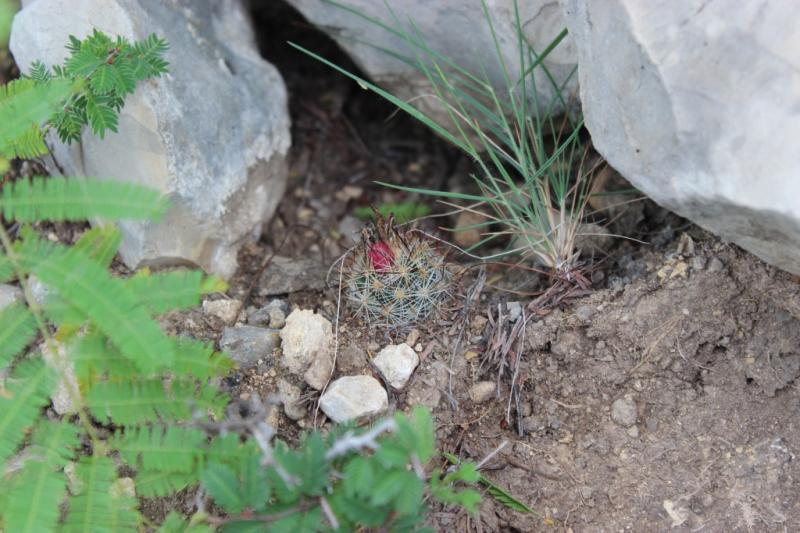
[343,213,452,329]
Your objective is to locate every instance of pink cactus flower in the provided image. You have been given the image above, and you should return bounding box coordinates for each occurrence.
[368,241,395,272]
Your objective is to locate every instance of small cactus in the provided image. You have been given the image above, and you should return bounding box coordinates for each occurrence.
[343,212,452,329]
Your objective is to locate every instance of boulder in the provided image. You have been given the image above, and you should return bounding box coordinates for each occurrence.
[10,0,290,278]
[287,0,578,124]
[561,0,800,274]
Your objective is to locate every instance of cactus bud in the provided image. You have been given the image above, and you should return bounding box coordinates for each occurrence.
[368,241,394,272]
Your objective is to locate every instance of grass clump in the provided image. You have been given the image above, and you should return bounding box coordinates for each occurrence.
[292,0,596,275]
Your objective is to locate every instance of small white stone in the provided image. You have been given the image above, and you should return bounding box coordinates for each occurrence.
[27,275,51,305]
[469,381,496,403]
[506,301,522,322]
[111,477,136,499]
[202,299,241,323]
[280,309,333,376]
[219,326,280,369]
[304,350,334,390]
[372,343,419,389]
[611,396,638,428]
[320,375,388,423]
[405,328,420,347]
[41,341,79,415]
[0,284,22,311]
[277,379,306,421]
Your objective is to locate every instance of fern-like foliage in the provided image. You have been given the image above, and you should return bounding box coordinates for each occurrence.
[0,176,170,222]
[0,360,55,466]
[0,29,168,160]
[0,77,75,158]
[0,29,237,533]
[61,456,140,533]
[2,420,79,533]
[47,30,168,142]
[0,302,37,369]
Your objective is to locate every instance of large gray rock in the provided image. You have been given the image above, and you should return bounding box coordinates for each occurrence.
[10,0,290,278]
[561,1,800,275]
[287,0,577,123]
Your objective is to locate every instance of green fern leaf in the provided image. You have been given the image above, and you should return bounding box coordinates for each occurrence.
[73,225,122,267]
[87,378,227,425]
[0,78,74,158]
[267,507,322,533]
[0,301,37,369]
[30,419,80,465]
[2,419,78,532]
[89,64,116,94]
[238,453,271,512]
[157,512,215,533]
[114,426,206,473]
[65,35,82,53]
[51,107,84,143]
[172,337,232,381]
[15,235,175,372]
[125,270,211,315]
[0,359,54,467]
[82,29,114,55]
[28,61,52,82]
[41,293,89,331]
[135,34,170,58]
[0,252,13,282]
[72,329,136,387]
[0,176,170,222]
[86,97,118,138]
[201,462,245,514]
[111,62,137,95]
[131,34,170,78]
[203,434,257,468]
[65,47,103,77]
[3,124,49,159]
[61,455,141,533]
[145,271,225,314]
[4,460,66,533]
[135,470,199,498]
